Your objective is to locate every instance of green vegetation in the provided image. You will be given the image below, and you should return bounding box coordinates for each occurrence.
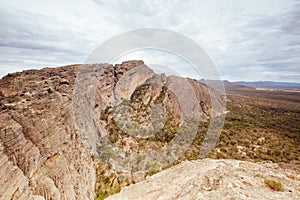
[207,93,300,163]
[94,161,132,200]
[144,160,161,177]
[264,179,282,191]
[99,83,182,149]
[97,143,116,165]
[154,86,167,104]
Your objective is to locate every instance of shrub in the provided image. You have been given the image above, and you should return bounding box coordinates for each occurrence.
[264,179,282,191]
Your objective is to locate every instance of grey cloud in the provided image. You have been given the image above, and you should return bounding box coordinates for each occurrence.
[215,2,300,81]
[0,6,95,77]
[0,9,93,53]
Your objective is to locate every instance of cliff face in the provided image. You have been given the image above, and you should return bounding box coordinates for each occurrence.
[0,61,220,199]
[3,61,298,200]
[106,158,300,200]
[71,60,220,198]
[0,65,95,200]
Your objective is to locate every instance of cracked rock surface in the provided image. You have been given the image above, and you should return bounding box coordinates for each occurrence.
[0,65,95,200]
[106,159,300,200]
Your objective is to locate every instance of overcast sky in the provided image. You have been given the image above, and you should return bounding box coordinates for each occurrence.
[0,0,299,82]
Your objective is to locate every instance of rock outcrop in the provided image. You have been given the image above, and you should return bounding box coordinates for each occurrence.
[70,60,222,198]
[106,158,300,200]
[0,60,225,199]
[1,61,297,200]
[0,65,95,200]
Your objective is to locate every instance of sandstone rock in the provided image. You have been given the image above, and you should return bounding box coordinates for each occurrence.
[0,61,163,200]
[2,61,295,200]
[106,158,300,200]
[0,61,224,200]
[114,64,154,101]
[0,64,95,200]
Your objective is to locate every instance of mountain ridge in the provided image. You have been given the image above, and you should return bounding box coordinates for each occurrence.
[0,61,299,200]
[234,81,300,88]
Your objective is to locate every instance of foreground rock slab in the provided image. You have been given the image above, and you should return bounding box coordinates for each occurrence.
[106,158,300,200]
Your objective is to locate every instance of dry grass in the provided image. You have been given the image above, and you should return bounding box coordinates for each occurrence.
[207,91,300,163]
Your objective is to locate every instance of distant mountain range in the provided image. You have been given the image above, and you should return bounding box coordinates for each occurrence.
[199,79,300,90]
[233,81,300,88]
[198,79,255,91]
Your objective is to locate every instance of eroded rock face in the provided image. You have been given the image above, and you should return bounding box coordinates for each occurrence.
[0,61,164,200]
[1,61,299,200]
[106,158,300,200]
[0,65,95,200]
[0,60,225,199]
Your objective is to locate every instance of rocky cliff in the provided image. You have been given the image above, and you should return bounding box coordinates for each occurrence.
[0,60,224,199]
[71,60,222,198]
[0,61,298,200]
[0,65,95,200]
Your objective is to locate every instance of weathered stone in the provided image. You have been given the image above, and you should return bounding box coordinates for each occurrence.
[1,61,297,200]
[106,159,300,200]
[0,64,95,200]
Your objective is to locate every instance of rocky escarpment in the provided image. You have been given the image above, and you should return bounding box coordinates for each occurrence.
[0,60,224,199]
[4,61,298,200]
[0,65,95,200]
[70,60,223,199]
[107,158,300,200]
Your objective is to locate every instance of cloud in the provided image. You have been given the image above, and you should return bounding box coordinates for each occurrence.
[0,7,94,78]
[200,1,300,82]
[0,0,299,82]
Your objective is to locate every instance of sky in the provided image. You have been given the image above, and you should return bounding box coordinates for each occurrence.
[0,0,299,82]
